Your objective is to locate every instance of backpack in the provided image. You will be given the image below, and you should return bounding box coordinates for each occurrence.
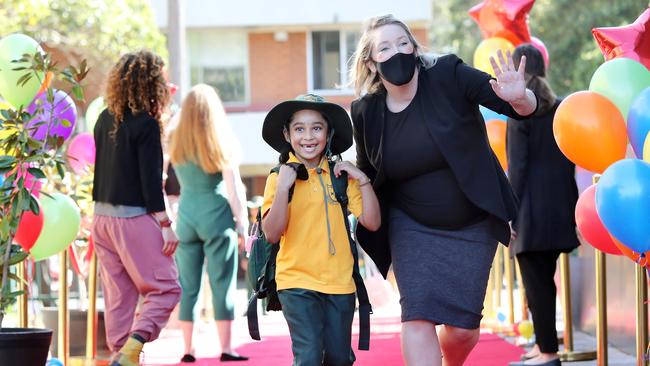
[246,161,373,350]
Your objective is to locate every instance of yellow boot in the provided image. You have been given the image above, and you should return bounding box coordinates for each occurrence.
[110,336,144,366]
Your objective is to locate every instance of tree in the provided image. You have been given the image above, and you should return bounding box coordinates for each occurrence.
[429,0,649,96]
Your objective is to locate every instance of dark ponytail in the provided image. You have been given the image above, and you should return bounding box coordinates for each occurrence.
[513,44,557,115]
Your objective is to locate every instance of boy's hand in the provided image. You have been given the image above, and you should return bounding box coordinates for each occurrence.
[277,164,298,192]
[334,161,368,182]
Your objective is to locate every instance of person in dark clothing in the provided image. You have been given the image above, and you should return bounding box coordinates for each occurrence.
[92,50,181,366]
[349,15,537,366]
[506,44,579,366]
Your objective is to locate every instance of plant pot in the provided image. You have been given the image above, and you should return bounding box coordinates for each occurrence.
[0,327,52,366]
[42,307,110,357]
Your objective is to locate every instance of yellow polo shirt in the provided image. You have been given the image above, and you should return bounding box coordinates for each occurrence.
[262,154,363,294]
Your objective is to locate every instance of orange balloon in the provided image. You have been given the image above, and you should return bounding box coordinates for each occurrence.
[553,91,627,174]
[486,119,508,171]
[611,236,649,267]
[37,71,53,95]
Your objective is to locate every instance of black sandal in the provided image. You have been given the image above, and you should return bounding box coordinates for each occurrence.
[180,354,196,363]
[220,352,249,362]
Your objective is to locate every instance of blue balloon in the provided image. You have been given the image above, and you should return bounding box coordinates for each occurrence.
[480,105,508,122]
[46,358,64,366]
[596,159,650,253]
[626,87,650,158]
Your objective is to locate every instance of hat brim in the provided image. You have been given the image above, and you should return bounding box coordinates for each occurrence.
[262,100,353,155]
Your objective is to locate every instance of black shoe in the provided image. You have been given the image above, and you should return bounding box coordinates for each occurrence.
[520,353,538,361]
[220,352,249,362]
[180,354,196,363]
[509,358,561,366]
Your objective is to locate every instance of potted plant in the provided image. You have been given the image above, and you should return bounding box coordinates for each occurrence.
[0,33,87,365]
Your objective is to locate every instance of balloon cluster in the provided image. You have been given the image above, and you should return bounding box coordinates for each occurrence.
[554,9,650,265]
[468,0,548,171]
[0,33,84,261]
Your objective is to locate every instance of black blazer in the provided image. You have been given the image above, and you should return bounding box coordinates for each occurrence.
[506,100,579,255]
[352,54,535,278]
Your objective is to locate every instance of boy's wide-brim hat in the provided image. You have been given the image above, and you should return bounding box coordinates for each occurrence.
[262,94,353,155]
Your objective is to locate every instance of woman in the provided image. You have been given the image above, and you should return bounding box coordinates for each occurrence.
[506,44,578,366]
[169,84,249,363]
[349,15,537,366]
[92,50,181,366]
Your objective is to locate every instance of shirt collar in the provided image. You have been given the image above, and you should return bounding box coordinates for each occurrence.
[287,152,329,173]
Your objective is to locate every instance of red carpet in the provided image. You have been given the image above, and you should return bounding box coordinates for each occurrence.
[144,313,524,365]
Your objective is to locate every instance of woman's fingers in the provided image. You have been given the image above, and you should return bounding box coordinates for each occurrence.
[489,56,502,77]
[517,55,527,76]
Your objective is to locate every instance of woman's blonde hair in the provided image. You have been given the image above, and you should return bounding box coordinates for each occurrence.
[105,50,170,135]
[349,14,425,96]
[169,84,241,173]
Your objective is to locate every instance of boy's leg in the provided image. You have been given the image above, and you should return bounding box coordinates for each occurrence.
[322,293,356,366]
[92,216,139,352]
[278,289,325,366]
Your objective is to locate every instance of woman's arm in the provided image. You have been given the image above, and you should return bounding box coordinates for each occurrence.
[223,166,249,242]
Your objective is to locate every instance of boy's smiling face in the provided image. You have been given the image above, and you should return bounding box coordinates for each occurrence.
[284,109,328,168]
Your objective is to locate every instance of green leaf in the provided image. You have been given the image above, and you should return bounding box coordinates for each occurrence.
[27,167,46,179]
[0,156,16,168]
[28,195,40,216]
[8,273,28,287]
[60,119,71,128]
[71,84,84,101]
[56,161,65,179]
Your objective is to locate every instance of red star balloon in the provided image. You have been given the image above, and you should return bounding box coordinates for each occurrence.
[592,8,650,70]
[469,0,535,45]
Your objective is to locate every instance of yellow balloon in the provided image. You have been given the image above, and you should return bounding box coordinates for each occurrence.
[473,37,515,77]
[517,320,534,339]
[643,131,650,163]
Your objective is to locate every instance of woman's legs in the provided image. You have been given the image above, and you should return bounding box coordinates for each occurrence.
[401,320,442,366]
[438,325,480,366]
[175,237,205,356]
[517,251,562,363]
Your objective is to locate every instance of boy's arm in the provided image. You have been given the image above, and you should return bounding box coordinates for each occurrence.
[262,165,296,243]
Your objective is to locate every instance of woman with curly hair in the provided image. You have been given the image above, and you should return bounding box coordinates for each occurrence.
[92,50,182,366]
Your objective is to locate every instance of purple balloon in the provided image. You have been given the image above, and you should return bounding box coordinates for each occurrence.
[26,90,77,142]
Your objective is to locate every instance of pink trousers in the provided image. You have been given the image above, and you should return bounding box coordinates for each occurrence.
[92,214,181,351]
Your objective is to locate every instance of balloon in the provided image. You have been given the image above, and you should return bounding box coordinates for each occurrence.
[26,89,77,143]
[13,195,43,251]
[592,8,650,71]
[485,119,508,171]
[480,105,507,122]
[517,320,534,339]
[575,184,622,255]
[553,91,627,173]
[66,132,95,173]
[46,358,64,366]
[30,192,80,261]
[589,58,650,122]
[575,166,595,195]
[0,34,44,108]
[611,236,649,268]
[628,87,650,158]
[530,36,549,68]
[85,96,105,133]
[596,159,650,254]
[468,0,534,45]
[474,37,515,77]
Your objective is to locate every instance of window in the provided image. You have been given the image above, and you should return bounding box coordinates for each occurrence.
[310,30,360,92]
[188,30,248,104]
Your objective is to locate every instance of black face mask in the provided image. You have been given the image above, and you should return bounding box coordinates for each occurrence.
[376,52,417,86]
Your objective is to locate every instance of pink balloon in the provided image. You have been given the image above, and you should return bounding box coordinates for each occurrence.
[530,36,550,68]
[575,184,622,255]
[66,133,95,173]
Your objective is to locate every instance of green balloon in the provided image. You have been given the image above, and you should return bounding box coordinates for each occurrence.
[85,96,106,133]
[30,193,81,261]
[0,34,44,109]
[589,58,650,121]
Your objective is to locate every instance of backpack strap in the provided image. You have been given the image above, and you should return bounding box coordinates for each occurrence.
[328,160,373,351]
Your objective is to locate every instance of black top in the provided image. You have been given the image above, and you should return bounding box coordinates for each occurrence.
[352,54,537,278]
[92,108,166,213]
[506,100,579,255]
[383,93,486,228]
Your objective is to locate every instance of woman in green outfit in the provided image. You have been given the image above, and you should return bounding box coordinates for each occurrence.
[169,84,249,362]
